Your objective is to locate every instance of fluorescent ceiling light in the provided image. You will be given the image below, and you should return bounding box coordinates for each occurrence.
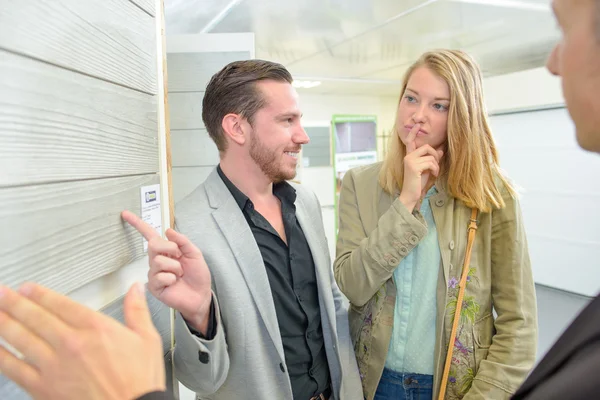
[450,0,550,11]
[292,80,322,89]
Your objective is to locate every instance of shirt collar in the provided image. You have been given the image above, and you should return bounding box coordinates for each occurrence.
[216,165,297,211]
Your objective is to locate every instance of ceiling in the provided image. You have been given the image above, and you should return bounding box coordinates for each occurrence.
[164,0,560,97]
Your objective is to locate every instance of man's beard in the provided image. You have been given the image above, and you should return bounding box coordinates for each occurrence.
[249,131,297,183]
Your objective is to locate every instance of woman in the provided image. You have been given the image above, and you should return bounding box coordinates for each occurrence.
[334,50,537,400]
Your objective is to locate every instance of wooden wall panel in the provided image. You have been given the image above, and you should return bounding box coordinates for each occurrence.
[169,93,204,130]
[0,0,157,94]
[129,0,155,16]
[0,174,160,295]
[0,287,172,400]
[0,51,158,187]
[166,52,251,92]
[171,129,219,167]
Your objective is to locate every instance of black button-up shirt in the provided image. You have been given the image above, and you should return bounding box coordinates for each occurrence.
[217,166,330,399]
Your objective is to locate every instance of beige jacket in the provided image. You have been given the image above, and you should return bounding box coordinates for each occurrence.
[334,162,538,400]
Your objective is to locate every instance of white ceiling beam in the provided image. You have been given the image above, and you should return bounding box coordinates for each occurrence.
[200,0,244,33]
[449,0,550,12]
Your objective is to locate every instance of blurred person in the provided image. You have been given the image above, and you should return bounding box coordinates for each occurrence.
[512,0,600,398]
[0,282,173,400]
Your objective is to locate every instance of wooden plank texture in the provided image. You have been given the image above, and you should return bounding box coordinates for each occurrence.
[171,129,219,167]
[0,0,157,94]
[169,92,204,130]
[0,287,172,400]
[0,174,160,295]
[129,0,156,16]
[0,51,158,187]
[166,51,251,92]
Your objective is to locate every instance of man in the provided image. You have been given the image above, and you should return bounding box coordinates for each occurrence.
[0,282,173,400]
[511,0,600,398]
[122,60,362,399]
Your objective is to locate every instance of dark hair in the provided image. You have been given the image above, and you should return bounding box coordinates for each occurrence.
[202,59,293,152]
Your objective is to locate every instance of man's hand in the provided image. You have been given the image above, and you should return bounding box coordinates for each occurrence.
[0,282,166,400]
[121,211,212,333]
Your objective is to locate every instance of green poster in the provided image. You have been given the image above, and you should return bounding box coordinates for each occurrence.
[331,115,378,235]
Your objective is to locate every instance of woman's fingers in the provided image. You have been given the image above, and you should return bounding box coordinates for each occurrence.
[408,144,442,162]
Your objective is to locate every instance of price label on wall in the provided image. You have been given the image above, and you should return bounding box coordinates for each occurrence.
[140,184,162,252]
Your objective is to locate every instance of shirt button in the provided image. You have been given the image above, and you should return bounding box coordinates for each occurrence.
[389,257,399,266]
[399,246,408,255]
[198,351,210,364]
[449,240,455,250]
[279,363,286,373]
[436,199,445,207]
[409,235,419,245]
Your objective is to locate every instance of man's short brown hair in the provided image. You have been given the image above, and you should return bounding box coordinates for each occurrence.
[202,59,293,152]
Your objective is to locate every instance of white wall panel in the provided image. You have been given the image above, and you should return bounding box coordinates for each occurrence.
[167,51,251,92]
[172,166,214,203]
[169,92,205,130]
[0,0,157,94]
[0,51,158,187]
[171,129,219,167]
[0,174,160,294]
[130,0,155,16]
[167,34,253,211]
[490,107,600,296]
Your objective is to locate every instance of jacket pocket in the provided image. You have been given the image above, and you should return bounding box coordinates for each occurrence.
[472,313,494,371]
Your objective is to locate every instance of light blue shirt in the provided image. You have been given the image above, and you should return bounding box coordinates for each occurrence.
[384,186,440,374]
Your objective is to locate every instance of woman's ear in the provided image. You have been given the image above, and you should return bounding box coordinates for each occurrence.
[222,113,247,146]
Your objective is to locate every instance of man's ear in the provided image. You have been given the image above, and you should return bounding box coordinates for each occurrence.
[222,113,247,146]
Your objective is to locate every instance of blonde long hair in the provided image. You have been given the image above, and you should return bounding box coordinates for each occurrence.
[379,49,514,212]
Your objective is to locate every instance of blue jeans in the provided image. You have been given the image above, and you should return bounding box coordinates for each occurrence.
[374,368,433,400]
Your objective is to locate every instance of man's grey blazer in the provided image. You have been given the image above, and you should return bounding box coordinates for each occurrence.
[172,168,363,400]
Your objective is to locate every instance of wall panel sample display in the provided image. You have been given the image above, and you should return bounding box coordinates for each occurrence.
[0,174,159,293]
[0,0,173,397]
[0,51,158,187]
[0,0,157,94]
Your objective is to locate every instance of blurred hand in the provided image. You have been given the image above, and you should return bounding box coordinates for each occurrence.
[399,123,444,211]
[0,282,165,400]
[121,211,212,333]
